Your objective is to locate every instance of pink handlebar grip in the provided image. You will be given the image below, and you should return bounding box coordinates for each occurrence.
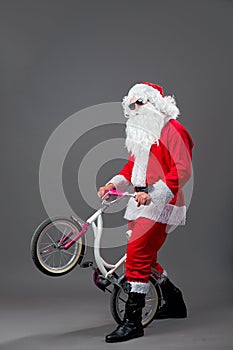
[104,189,125,196]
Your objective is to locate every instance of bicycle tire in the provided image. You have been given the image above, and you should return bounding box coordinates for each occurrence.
[30,216,86,276]
[110,275,161,327]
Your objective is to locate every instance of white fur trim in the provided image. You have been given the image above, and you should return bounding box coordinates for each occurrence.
[124,83,180,119]
[106,175,130,192]
[129,281,150,294]
[162,270,167,278]
[124,197,186,226]
[158,270,168,284]
[151,268,168,283]
[131,150,150,187]
[148,180,174,210]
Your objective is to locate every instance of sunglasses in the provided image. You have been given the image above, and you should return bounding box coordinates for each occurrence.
[128,99,145,110]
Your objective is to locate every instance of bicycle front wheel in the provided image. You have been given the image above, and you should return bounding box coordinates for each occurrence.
[110,276,160,327]
[30,217,86,276]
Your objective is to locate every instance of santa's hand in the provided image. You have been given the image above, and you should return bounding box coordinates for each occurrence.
[135,192,151,207]
[98,183,115,200]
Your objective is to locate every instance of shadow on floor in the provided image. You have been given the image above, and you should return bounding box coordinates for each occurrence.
[0,317,202,350]
[1,304,233,350]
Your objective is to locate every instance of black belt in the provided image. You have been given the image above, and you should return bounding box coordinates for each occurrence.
[134,186,153,193]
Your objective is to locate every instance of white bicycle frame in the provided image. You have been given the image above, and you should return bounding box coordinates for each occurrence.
[85,190,135,280]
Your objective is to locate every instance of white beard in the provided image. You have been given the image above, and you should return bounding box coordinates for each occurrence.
[124,103,167,186]
[125,102,166,158]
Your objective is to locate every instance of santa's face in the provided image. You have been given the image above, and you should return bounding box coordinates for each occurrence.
[123,95,166,159]
[122,95,147,118]
[128,96,147,112]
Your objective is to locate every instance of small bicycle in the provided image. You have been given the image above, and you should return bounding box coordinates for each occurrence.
[30,190,164,327]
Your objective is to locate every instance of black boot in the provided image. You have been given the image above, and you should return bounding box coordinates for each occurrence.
[105,292,145,343]
[154,278,187,319]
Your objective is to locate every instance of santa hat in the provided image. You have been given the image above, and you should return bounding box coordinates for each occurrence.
[140,81,165,97]
[126,81,180,119]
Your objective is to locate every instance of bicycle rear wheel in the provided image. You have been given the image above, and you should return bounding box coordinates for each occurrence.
[110,275,160,327]
[30,217,86,276]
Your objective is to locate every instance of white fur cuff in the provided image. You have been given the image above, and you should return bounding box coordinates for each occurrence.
[148,179,174,210]
[129,281,150,294]
[106,174,130,192]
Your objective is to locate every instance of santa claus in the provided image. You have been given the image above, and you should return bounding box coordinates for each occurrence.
[98,82,194,343]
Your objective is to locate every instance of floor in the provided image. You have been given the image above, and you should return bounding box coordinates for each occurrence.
[0,296,232,350]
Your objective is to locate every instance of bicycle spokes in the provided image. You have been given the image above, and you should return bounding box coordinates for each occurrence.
[37,220,81,271]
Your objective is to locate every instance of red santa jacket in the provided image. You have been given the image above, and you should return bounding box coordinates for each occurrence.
[108,119,194,225]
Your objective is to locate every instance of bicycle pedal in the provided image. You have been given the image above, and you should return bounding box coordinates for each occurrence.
[93,268,111,292]
[95,276,111,292]
[80,261,93,268]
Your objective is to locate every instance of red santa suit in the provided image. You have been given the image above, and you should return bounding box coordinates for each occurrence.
[107,82,194,293]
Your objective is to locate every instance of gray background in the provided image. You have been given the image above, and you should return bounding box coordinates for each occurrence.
[1,0,233,349]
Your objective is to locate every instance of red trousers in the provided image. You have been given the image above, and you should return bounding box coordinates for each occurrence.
[125,217,168,283]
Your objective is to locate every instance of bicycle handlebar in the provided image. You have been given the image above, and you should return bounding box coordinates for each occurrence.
[101,189,135,206]
[107,189,127,196]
